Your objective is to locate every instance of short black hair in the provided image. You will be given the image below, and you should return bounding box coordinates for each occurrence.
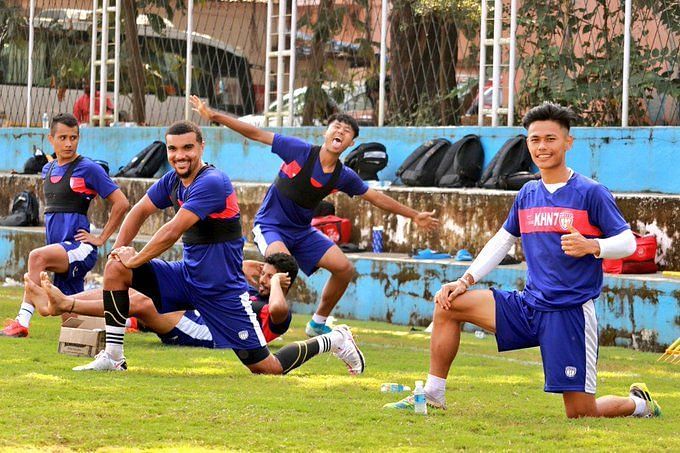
[327,113,359,138]
[522,102,579,131]
[166,120,203,143]
[50,113,79,135]
[265,252,299,286]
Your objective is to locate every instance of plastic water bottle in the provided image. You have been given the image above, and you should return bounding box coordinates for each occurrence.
[41,112,49,129]
[380,383,411,393]
[372,226,384,253]
[413,380,427,415]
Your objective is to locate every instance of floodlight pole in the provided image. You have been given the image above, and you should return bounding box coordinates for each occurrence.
[184,0,195,120]
[26,0,36,127]
[378,0,388,127]
[621,0,632,127]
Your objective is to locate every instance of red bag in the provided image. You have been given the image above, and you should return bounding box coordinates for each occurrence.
[311,215,352,244]
[602,233,657,274]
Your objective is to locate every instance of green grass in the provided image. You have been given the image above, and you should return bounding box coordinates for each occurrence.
[0,287,677,451]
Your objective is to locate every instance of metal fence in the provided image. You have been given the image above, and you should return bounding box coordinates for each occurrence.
[1,0,678,127]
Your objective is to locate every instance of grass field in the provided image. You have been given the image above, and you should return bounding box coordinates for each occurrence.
[0,286,677,451]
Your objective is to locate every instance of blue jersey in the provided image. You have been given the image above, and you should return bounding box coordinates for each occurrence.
[147,167,248,298]
[41,156,118,244]
[503,173,629,310]
[254,134,368,229]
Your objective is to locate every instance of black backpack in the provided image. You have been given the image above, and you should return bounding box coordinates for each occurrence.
[0,191,40,226]
[479,135,538,190]
[23,149,55,174]
[114,141,166,178]
[396,138,451,186]
[434,134,484,187]
[344,142,388,181]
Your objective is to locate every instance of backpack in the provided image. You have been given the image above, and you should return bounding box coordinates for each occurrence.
[0,191,40,226]
[396,138,451,186]
[434,134,484,187]
[344,142,388,181]
[479,135,537,190]
[114,141,166,178]
[23,149,54,174]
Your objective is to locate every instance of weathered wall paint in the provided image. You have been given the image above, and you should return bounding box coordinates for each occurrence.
[1,175,678,268]
[1,126,679,193]
[1,227,677,350]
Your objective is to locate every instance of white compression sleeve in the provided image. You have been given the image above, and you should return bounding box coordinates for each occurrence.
[466,228,519,284]
[595,229,637,259]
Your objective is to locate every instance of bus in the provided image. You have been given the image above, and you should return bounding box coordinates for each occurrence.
[0,8,255,126]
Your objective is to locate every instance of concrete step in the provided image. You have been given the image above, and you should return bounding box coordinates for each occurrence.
[1,226,678,351]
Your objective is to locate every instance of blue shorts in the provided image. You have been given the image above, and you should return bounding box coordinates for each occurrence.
[492,288,598,394]
[53,241,98,295]
[157,310,214,349]
[252,223,334,276]
[144,259,268,355]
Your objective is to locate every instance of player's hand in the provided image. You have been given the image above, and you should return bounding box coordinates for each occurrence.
[413,210,440,231]
[434,280,467,310]
[75,229,104,246]
[110,246,138,268]
[243,260,264,287]
[561,225,599,258]
[189,95,212,121]
[271,272,291,291]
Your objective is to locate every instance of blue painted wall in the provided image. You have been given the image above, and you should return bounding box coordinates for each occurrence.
[1,126,679,193]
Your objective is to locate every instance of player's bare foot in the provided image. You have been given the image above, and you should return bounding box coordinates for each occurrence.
[23,273,51,316]
[40,271,70,315]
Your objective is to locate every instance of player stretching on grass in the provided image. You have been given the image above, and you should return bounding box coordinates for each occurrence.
[72,121,364,376]
[386,102,661,418]
[29,254,299,348]
[190,96,439,337]
[1,113,128,338]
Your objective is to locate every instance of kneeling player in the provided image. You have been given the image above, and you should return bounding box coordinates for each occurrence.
[385,103,661,418]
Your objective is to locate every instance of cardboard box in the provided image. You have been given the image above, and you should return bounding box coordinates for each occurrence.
[58,316,106,357]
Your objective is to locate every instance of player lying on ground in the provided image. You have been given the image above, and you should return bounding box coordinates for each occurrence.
[1,113,129,338]
[385,102,661,418]
[27,254,301,349]
[190,95,439,338]
[69,120,364,375]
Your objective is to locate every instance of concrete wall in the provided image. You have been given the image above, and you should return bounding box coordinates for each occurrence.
[1,126,679,193]
[1,227,677,351]
[1,175,678,269]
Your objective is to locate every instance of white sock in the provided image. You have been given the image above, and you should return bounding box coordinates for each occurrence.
[424,374,447,402]
[312,313,328,324]
[16,302,35,328]
[316,330,344,353]
[630,395,647,417]
[105,326,125,360]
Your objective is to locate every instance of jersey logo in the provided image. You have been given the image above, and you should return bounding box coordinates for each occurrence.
[565,366,577,378]
[519,207,602,236]
[238,330,249,340]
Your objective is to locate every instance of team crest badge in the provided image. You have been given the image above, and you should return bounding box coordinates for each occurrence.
[558,212,574,230]
[565,366,577,378]
[238,330,249,340]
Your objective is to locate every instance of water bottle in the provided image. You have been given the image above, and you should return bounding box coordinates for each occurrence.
[413,380,427,415]
[41,112,49,129]
[372,226,384,253]
[380,383,411,393]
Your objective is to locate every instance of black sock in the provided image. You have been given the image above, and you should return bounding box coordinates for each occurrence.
[103,290,129,355]
[274,338,324,375]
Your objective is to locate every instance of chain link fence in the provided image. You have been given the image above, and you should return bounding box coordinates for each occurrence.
[1,0,678,127]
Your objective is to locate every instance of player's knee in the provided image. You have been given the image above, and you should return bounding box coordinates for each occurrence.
[103,259,128,281]
[28,249,47,270]
[433,302,457,323]
[334,260,354,281]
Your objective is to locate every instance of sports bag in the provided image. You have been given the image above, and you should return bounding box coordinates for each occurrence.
[396,138,450,186]
[344,142,388,181]
[479,135,536,190]
[23,149,55,174]
[603,233,657,274]
[0,191,40,226]
[115,141,166,178]
[434,134,483,187]
[311,215,351,244]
